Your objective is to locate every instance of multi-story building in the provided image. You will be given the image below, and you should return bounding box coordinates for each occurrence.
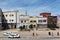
[0,8,9,30]
[19,13,48,29]
[3,10,19,29]
[40,12,51,17]
[19,12,30,29]
[47,16,57,28]
[29,16,37,28]
[19,12,59,30]
[37,16,47,28]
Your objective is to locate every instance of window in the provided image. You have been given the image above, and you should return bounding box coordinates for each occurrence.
[10,14,14,16]
[24,20,26,23]
[9,20,11,22]
[9,19,14,22]
[6,15,8,17]
[12,14,14,16]
[12,20,14,22]
[21,21,23,23]
[30,20,33,22]
[34,20,36,22]
[43,20,46,22]
[38,20,42,22]
[9,15,11,16]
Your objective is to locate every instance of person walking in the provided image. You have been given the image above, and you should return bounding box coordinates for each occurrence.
[33,32,34,36]
[57,32,59,36]
[48,32,51,36]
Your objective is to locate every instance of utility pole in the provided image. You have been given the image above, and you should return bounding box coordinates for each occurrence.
[16,10,19,29]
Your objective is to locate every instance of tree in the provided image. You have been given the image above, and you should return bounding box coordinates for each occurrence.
[29,24,33,30]
[48,17,56,30]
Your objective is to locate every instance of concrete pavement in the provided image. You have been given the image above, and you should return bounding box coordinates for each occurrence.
[0,29,60,38]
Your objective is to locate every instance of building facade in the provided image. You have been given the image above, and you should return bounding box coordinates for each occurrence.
[19,15,38,29]
[47,16,57,28]
[29,16,37,28]
[19,14,48,29]
[37,17,47,29]
[19,13,30,29]
[0,8,9,30]
[57,15,60,28]
[3,10,19,29]
[0,8,3,29]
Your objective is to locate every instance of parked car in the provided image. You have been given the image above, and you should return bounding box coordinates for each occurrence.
[3,32,20,38]
[8,34,20,38]
[3,32,12,36]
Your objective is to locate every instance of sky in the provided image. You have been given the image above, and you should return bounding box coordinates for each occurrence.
[0,0,60,16]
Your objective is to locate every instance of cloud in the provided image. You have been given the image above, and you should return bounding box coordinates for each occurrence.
[1,6,53,16]
[0,0,60,16]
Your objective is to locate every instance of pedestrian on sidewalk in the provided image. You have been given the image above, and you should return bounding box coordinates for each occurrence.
[57,32,59,36]
[36,33,38,36]
[48,32,51,36]
[33,32,34,36]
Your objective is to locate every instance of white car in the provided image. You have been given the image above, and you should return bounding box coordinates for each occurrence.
[13,34,20,38]
[8,34,20,38]
[3,32,12,36]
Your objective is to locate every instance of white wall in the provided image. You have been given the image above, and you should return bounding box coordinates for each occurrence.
[18,15,29,28]
[3,10,19,23]
[37,17,47,24]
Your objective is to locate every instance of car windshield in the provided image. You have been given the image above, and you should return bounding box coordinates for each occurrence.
[11,35,15,36]
[6,33,10,34]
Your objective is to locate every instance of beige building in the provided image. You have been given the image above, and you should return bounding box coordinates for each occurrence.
[29,16,37,28]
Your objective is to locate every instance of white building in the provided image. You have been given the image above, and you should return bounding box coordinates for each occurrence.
[3,10,19,29]
[29,16,47,29]
[19,13,29,29]
[37,17,47,28]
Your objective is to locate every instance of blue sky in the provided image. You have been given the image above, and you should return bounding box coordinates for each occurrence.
[0,0,60,16]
